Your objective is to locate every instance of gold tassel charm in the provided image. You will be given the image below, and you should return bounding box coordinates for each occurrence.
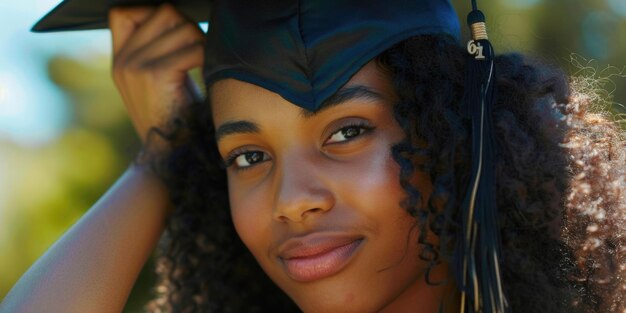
[470,21,488,41]
[467,10,488,60]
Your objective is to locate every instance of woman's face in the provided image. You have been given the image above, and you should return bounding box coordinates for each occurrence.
[210,61,444,312]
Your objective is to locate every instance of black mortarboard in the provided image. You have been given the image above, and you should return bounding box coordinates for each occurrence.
[202,0,460,111]
[32,0,210,32]
[33,1,507,312]
[33,0,461,111]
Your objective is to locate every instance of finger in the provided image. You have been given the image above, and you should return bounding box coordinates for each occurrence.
[142,41,205,74]
[119,3,187,58]
[109,6,156,56]
[125,22,204,68]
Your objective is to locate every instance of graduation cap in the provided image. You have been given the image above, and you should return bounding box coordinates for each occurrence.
[31,0,210,32]
[33,1,506,312]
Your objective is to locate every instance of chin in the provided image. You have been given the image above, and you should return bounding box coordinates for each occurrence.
[275,276,393,313]
[293,296,384,313]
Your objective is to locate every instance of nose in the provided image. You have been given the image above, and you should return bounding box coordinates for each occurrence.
[273,152,335,223]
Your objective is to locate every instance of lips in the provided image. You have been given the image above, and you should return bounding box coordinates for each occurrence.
[277,234,364,282]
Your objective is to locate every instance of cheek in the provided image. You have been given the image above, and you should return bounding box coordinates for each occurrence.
[329,144,421,260]
[227,176,273,257]
[337,146,405,214]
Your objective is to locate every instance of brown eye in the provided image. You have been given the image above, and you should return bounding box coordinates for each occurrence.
[234,151,268,168]
[342,127,361,138]
[325,125,371,144]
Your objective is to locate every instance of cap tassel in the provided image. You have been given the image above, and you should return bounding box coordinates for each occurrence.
[456,2,509,313]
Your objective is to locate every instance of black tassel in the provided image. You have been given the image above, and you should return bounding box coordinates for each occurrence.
[455,2,509,313]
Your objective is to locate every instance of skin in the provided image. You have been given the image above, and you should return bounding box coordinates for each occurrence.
[109,3,204,154]
[211,61,458,313]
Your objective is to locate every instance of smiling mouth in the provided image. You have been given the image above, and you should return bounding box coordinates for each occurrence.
[279,237,364,282]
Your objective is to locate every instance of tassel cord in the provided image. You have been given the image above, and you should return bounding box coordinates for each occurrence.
[458,36,508,313]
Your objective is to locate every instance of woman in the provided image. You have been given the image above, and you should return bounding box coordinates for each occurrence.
[2,1,625,312]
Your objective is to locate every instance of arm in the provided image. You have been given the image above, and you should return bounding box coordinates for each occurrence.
[1,4,204,312]
[0,164,169,313]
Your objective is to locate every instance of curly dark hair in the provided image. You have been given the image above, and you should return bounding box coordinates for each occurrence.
[143,35,626,313]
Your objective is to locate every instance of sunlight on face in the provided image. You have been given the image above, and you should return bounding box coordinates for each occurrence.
[210,60,447,313]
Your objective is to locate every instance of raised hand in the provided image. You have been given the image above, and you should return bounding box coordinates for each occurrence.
[109,3,205,153]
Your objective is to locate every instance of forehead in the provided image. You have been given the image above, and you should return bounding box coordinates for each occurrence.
[209,60,396,125]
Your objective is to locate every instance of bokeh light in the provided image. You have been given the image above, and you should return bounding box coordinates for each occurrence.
[582,11,620,60]
[0,0,110,146]
[607,0,626,17]
[502,0,542,9]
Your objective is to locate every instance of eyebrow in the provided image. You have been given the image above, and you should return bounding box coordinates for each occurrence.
[215,85,385,142]
[215,120,260,142]
[301,85,385,118]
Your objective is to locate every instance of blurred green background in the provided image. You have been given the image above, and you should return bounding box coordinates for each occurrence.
[1,0,625,311]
